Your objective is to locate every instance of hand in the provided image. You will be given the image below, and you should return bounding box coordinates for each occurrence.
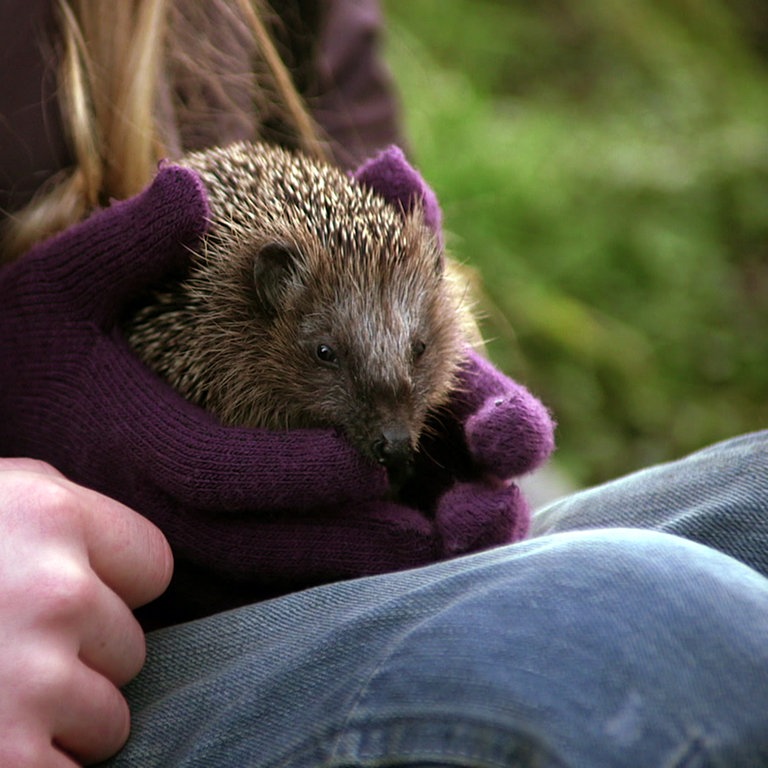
[354,147,555,553]
[430,348,556,552]
[142,346,554,627]
[0,165,389,625]
[0,164,387,515]
[0,458,172,766]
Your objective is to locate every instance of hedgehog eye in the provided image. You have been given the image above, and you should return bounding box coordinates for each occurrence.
[412,339,427,360]
[315,343,339,367]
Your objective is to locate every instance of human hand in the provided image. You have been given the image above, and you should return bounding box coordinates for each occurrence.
[148,346,554,624]
[0,164,391,624]
[0,163,388,514]
[413,348,556,553]
[353,146,556,551]
[0,458,172,766]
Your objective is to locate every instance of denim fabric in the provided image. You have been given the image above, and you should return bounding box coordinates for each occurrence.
[101,433,768,767]
[531,430,768,577]
[102,537,768,767]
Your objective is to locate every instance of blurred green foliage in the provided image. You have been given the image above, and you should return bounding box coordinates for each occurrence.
[383,0,768,486]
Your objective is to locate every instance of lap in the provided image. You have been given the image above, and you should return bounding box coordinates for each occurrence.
[105,528,768,767]
[532,429,768,577]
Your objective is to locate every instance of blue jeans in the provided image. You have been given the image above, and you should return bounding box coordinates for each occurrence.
[532,429,768,578]
[103,431,768,767]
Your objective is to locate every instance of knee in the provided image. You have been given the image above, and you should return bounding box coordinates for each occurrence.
[338,531,768,767]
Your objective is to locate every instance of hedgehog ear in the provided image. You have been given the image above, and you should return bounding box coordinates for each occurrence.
[353,146,443,248]
[252,242,301,316]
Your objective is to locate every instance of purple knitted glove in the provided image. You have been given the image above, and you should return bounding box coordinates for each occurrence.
[354,146,556,552]
[0,164,390,520]
[426,349,556,553]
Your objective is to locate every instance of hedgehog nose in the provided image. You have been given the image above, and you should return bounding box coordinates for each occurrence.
[372,426,412,469]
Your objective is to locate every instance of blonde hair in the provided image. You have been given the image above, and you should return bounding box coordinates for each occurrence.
[2,0,324,261]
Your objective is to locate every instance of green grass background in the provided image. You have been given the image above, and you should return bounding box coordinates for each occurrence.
[383,0,768,486]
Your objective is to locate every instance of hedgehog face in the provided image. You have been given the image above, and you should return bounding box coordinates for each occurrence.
[125,141,472,473]
[239,216,464,471]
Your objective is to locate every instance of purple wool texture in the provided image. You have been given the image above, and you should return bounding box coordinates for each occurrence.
[354,144,444,247]
[0,149,555,627]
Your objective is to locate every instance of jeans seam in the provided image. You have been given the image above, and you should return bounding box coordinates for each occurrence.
[327,608,442,762]
[277,711,568,768]
[662,732,719,768]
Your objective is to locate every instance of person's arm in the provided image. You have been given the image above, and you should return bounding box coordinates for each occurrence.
[0,458,172,766]
[310,0,408,167]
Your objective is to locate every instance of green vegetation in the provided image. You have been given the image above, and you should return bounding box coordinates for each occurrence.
[383,0,768,485]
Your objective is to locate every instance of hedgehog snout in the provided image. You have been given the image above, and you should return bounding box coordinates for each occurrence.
[371,423,415,489]
[372,424,412,468]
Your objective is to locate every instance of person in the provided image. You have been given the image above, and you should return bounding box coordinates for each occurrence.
[0,2,766,767]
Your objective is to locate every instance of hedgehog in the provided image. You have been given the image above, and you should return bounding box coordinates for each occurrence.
[124,140,478,474]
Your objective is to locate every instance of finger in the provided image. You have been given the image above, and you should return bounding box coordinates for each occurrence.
[73,483,174,609]
[165,499,438,581]
[452,350,556,479]
[449,349,505,416]
[26,471,176,610]
[51,660,131,765]
[0,737,80,768]
[0,466,172,610]
[92,165,211,324]
[77,580,147,687]
[435,481,528,556]
[465,388,555,479]
[49,749,81,768]
[157,420,389,511]
[0,457,64,476]
[85,340,389,513]
[19,544,148,687]
[353,145,444,246]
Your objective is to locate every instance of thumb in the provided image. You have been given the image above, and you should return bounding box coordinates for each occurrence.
[27,165,210,326]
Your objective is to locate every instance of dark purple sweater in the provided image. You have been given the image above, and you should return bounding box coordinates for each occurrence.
[0,0,405,216]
